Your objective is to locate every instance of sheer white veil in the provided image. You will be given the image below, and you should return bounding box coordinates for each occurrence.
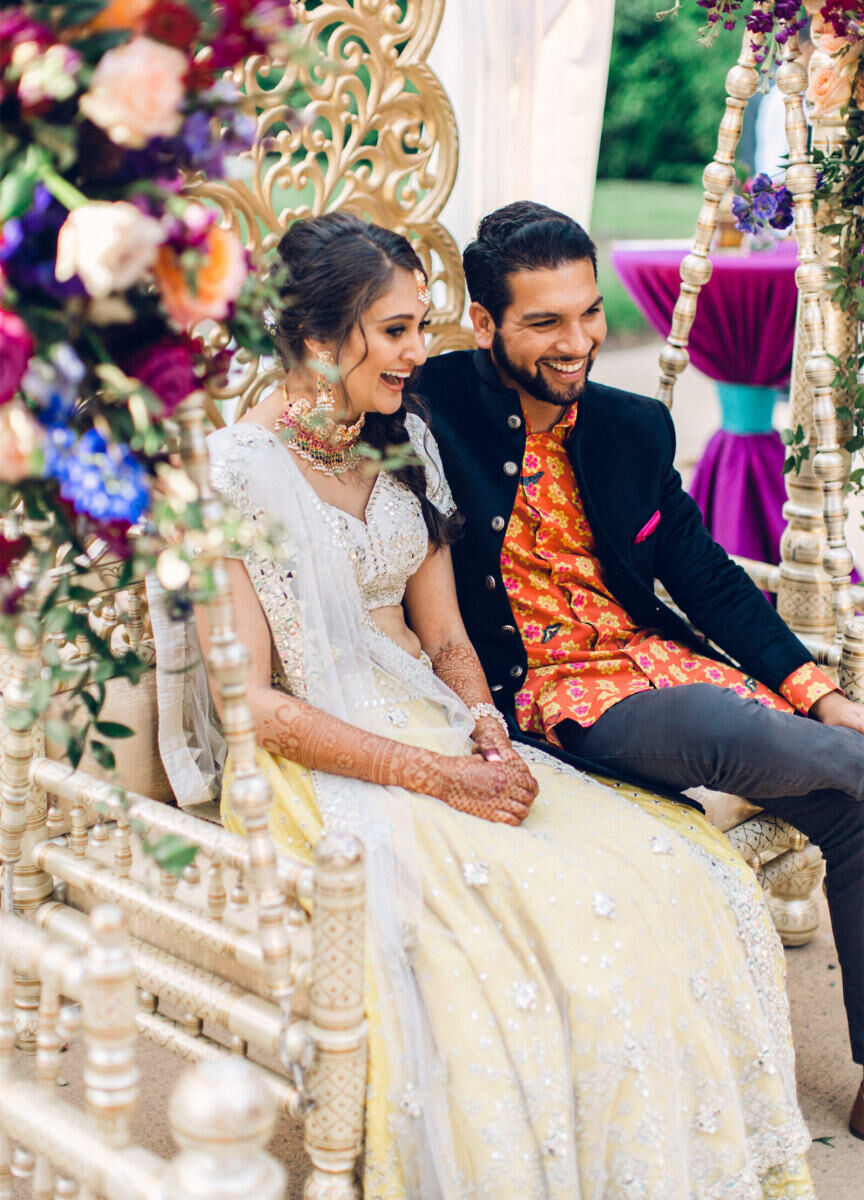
[152,418,476,1196]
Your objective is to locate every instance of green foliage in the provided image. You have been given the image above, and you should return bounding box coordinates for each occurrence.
[598,0,731,183]
[783,110,864,481]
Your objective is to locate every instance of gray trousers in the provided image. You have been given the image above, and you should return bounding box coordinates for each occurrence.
[557,684,864,1064]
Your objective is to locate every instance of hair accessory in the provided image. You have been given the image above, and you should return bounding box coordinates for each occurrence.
[468,702,509,736]
[414,268,431,307]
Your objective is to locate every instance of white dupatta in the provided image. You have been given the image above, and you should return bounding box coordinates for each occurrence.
[152,418,476,1197]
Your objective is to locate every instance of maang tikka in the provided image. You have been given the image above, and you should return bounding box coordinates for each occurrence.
[276,348,366,475]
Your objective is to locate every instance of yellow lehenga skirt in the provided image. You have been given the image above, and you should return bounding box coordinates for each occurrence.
[223,702,814,1200]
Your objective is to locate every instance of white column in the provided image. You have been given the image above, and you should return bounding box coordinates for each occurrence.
[430,0,616,252]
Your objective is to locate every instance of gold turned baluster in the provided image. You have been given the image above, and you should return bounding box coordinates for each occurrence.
[840,616,864,702]
[164,1059,285,1200]
[778,34,855,643]
[303,833,366,1200]
[174,392,293,1007]
[82,906,138,1149]
[0,526,55,1052]
[656,9,767,408]
[0,948,13,1200]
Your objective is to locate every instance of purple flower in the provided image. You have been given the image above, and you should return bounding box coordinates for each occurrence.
[0,185,86,301]
[750,173,773,195]
[753,190,778,220]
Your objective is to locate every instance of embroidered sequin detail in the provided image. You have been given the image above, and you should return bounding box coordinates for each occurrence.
[400,1083,423,1119]
[387,708,408,727]
[462,861,489,887]
[695,1103,722,1134]
[512,980,538,1011]
[592,892,616,919]
[651,835,674,854]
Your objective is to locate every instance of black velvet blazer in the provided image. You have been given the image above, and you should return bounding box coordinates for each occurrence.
[416,349,814,782]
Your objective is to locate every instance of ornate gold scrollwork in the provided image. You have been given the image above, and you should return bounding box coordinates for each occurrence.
[189,0,471,422]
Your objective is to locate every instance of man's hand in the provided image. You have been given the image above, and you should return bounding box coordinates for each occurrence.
[810,690,864,734]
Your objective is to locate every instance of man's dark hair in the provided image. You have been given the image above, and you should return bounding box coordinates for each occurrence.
[462,201,597,324]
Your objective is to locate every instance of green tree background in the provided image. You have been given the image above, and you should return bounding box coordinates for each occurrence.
[598,1,734,182]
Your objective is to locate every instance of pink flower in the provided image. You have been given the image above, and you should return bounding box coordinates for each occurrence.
[126,337,200,416]
[0,400,43,484]
[0,310,33,405]
[78,36,187,148]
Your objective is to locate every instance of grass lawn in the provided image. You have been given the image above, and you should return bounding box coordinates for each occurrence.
[591,179,704,338]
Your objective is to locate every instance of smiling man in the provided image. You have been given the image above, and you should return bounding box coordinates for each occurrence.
[417,200,864,1132]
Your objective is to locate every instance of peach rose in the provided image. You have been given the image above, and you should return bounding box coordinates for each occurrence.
[0,401,43,485]
[806,64,852,117]
[812,15,864,60]
[78,36,186,149]
[803,0,822,12]
[154,226,247,327]
[83,0,153,33]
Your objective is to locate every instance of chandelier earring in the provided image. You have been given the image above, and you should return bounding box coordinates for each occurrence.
[314,348,336,412]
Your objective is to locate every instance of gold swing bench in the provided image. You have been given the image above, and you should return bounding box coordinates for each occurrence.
[0,5,857,1198]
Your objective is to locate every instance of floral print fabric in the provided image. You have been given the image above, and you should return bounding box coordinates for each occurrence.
[502,405,836,744]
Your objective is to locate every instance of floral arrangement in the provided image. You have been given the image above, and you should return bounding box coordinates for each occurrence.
[0,0,297,806]
[730,172,795,239]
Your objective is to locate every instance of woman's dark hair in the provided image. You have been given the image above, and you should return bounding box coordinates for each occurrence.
[462,200,598,325]
[273,212,460,547]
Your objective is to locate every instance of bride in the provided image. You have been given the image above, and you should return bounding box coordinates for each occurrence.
[184,213,813,1198]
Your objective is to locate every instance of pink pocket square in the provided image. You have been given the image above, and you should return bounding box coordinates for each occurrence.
[634,510,661,544]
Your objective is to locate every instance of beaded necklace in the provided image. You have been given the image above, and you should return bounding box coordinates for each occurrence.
[275,393,366,475]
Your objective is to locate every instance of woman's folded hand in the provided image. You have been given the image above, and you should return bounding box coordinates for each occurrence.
[429,753,539,826]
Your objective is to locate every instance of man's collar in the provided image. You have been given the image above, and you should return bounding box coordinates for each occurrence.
[472,347,513,392]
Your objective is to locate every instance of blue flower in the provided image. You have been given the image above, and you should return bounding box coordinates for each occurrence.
[45,428,150,524]
[22,344,85,428]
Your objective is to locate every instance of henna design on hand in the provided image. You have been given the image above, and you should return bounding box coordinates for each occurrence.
[254,688,537,824]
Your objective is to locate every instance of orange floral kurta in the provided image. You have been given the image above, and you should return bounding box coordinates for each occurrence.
[501,404,837,746]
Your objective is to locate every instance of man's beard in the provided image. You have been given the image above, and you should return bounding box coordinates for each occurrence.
[492,330,592,408]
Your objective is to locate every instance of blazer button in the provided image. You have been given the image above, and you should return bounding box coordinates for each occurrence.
[503,461,519,476]
[501,624,516,635]
[507,414,522,429]
[509,665,523,678]
[491,515,506,531]
[485,575,497,590]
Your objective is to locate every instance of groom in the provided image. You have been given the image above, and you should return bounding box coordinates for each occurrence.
[417,201,864,1133]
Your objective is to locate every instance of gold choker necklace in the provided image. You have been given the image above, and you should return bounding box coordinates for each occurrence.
[276,395,366,475]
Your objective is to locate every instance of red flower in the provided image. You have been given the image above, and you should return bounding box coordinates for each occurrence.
[0,534,28,579]
[127,337,201,416]
[143,0,202,48]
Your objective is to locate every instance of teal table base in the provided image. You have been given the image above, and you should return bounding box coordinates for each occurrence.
[715,383,782,435]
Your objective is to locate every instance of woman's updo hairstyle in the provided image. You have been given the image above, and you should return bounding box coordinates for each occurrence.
[273,212,460,547]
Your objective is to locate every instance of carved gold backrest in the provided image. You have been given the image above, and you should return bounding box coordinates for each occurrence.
[190,0,471,422]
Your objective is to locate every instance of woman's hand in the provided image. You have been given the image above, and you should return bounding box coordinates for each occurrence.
[431,753,539,826]
[471,714,516,761]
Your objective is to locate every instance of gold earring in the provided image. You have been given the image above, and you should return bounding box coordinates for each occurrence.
[315,349,335,411]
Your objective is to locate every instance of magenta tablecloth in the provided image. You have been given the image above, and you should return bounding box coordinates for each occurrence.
[610,239,798,388]
[688,430,787,566]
